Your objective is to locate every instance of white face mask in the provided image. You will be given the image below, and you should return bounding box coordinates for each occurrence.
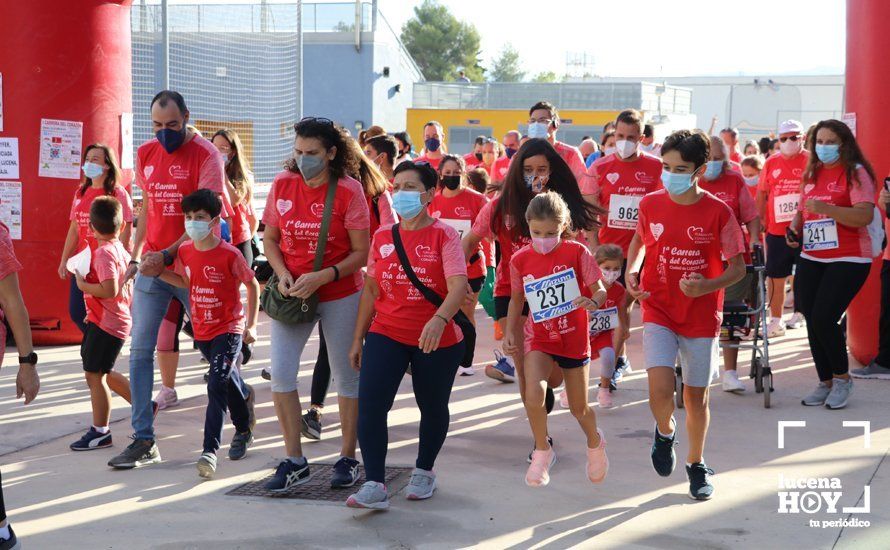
[604,146,617,157]
[601,268,621,285]
[779,138,801,157]
[615,139,638,159]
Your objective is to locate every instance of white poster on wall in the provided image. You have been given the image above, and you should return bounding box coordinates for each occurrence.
[842,112,857,137]
[39,118,83,179]
[0,181,22,240]
[120,112,134,169]
[0,138,19,180]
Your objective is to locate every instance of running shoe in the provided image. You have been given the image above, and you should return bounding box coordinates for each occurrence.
[558,390,570,409]
[597,387,614,408]
[457,366,475,376]
[801,382,831,406]
[346,481,389,509]
[586,428,609,483]
[525,447,556,487]
[651,418,677,477]
[825,378,853,410]
[261,368,272,381]
[721,369,745,393]
[108,437,161,469]
[485,350,516,383]
[228,430,253,461]
[851,362,890,380]
[767,318,786,338]
[785,312,805,329]
[301,409,322,440]
[405,468,437,500]
[265,459,311,492]
[528,436,554,463]
[153,386,179,410]
[197,451,217,479]
[331,457,361,488]
[0,524,19,550]
[70,427,112,451]
[613,356,632,382]
[686,462,715,500]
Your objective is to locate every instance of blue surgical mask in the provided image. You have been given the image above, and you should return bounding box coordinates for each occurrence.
[297,154,326,180]
[424,138,441,152]
[184,220,212,241]
[816,143,840,164]
[82,162,105,180]
[703,160,723,181]
[743,175,759,187]
[662,169,695,195]
[156,125,186,154]
[392,190,426,220]
[527,122,549,140]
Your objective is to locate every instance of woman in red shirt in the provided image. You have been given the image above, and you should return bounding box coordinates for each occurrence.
[261,117,371,492]
[429,154,489,375]
[787,119,877,410]
[57,144,133,334]
[346,161,468,509]
[462,138,603,460]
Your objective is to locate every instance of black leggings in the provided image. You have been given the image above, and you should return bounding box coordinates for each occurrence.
[357,332,463,482]
[0,468,5,522]
[309,326,332,407]
[234,239,254,269]
[874,260,890,367]
[795,257,871,381]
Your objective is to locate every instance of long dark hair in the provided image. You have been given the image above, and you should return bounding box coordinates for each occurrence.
[493,138,603,239]
[803,119,876,188]
[79,144,121,197]
[212,129,252,205]
[342,128,388,199]
[284,117,348,179]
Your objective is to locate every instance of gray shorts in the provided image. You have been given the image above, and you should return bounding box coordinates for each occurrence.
[642,322,719,388]
[269,290,361,398]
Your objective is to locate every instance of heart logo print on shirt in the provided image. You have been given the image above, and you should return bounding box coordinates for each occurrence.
[310,203,325,218]
[276,199,293,216]
[553,265,568,274]
[415,245,432,257]
[804,184,815,195]
[606,173,620,185]
[380,243,395,258]
[650,223,664,241]
[772,169,782,179]
[792,168,803,177]
[144,165,154,179]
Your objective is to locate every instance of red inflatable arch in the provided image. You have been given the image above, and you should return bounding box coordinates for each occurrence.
[0,1,133,344]
[845,0,890,365]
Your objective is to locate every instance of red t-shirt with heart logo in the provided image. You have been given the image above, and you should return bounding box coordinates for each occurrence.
[636,189,745,338]
[756,150,809,236]
[429,187,489,281]
[262,172,370,302]
[69,186,134,250]
[367,221,467,347]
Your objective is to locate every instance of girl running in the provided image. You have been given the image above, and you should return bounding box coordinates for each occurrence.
[504,192,609,487]
[587,244,630,409]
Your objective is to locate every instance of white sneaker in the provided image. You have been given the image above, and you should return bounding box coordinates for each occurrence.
[457,366,475,376]
[558,390,570,409]
[784,290,794,309]
[786,312,805,329]
[154,386,179,410]
[767,318,786,338]
[722,369,745,393]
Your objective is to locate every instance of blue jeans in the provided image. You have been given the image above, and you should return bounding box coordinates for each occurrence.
[69,275,87,334]
[195,332,250,453]
[130,274,190,441]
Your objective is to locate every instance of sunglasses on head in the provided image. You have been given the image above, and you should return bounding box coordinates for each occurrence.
[779,135,800,142]
[294,117,334,131]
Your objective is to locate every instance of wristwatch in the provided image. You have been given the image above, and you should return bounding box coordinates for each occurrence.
[161,249,174,267]
[18,351,37,365]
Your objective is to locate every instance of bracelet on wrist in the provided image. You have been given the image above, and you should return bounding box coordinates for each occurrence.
[330,265,340,282]
[434,314,449,324]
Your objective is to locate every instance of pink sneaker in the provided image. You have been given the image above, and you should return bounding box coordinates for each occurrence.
[597,387,613,408]
[586,428,609,483]
[525,447,556,487]
[558,390,570,409]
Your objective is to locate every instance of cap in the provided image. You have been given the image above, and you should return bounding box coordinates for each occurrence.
[778,119,804,135]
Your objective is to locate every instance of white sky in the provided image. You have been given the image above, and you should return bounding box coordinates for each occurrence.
[161,0,847,78]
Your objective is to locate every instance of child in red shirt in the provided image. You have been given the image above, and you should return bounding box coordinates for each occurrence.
[588,244,630,409]
[626,130,745,501]
[70,197,137,452]
[505,192,609,488]
[160,189,260,479]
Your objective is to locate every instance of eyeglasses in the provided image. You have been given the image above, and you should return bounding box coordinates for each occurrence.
[528,118,553,125]
[779,135,801,143]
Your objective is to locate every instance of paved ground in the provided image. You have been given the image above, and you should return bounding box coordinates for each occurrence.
[1,307,888,549]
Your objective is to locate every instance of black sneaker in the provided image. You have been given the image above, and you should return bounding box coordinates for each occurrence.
[686,462,715,500]
[70,427,112,451]
[527,436,554,463]
[651,418,677,477]
[261,368,271,381]
[203,370,210,383]
[265,459,311,492]
[108,438,161,469]
[228,430,254,461]
[244,383,256,430]
[545,386,555,414]
[301,409,322,440]
[0,524,19,550]
[331,456,361,488]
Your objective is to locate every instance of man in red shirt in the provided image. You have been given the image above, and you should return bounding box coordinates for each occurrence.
[526,101,587,185]
[109,90,228,471]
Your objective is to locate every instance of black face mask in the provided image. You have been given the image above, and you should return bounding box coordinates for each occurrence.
[474,152,483,161]
[442,175,461,190]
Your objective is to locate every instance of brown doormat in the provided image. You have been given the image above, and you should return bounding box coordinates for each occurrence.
[227,463,414,502]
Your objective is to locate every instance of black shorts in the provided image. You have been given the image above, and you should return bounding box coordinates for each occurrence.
[765,233,800,278]
[469,276,485,293]
[548,353,590,370]
[494,296,529,321]
[81,323,125,374]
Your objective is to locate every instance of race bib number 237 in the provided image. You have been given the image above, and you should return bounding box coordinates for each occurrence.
[524,268,582,323]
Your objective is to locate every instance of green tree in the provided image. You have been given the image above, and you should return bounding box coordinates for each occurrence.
[531,71,560,83]
[489,43,524,82]
[400,0,483,81]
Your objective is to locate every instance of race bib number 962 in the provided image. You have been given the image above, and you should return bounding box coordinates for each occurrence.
[524,268,582,323]
[608,194,641,230]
